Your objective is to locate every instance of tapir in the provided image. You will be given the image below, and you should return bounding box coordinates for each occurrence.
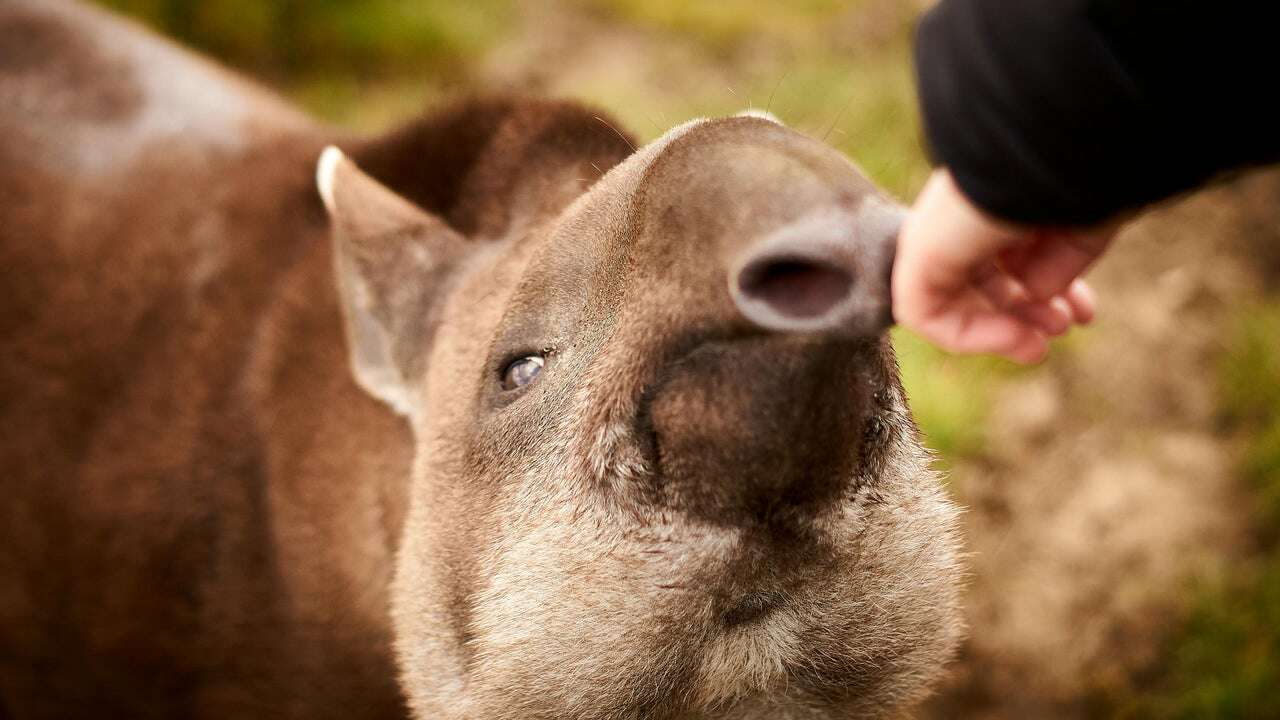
[0,1,964,718]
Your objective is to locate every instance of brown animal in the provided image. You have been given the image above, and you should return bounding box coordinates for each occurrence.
[0,1,964,718]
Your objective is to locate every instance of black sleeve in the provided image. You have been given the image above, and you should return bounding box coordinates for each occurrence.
[914,0,1280,226]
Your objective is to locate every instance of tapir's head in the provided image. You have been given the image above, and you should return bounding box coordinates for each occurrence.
[318,100,962,719]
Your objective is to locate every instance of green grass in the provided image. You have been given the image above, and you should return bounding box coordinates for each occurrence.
[1221,304,1280,532]
[1115,560,1280,720]
[98,0,514,80]
[559,0,928,199]
[767,50,928,200]
[891,328,1040,466]
[563,52,928,201]
[1116,303,1280,718]
[290,77,443,131]
[1220,305,1280,427]
[97,0,929,196]
[583,0,858,52]
[1248,420,1280,535]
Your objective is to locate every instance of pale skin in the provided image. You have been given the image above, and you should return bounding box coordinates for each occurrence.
[893,169,1117,363]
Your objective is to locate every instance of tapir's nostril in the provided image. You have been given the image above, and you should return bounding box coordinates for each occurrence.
[736,255,854,321]
[728,206,899,338]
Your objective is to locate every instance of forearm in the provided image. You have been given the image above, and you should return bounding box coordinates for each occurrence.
[915,0,1280,226]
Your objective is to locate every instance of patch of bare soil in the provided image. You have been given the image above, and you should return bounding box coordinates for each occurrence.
[924,170,1280,718]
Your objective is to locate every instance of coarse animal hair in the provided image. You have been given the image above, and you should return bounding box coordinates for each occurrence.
[0,1,965,718]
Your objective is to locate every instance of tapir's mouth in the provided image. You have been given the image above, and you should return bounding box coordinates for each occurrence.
[640,334,881,528]
[722,590,785,626]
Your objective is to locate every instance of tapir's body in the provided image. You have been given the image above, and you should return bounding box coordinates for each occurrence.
[0,0,413,715]
[1,2,963,719]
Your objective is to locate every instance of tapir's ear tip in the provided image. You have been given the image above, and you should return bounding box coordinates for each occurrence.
[317,145,346,214]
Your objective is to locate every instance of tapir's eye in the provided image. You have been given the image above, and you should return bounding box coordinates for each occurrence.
[500,354,545,392]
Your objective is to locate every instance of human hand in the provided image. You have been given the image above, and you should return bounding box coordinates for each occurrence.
[892,169,1115,363]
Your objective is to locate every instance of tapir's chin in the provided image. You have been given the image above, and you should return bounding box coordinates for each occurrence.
[645,336,882,527]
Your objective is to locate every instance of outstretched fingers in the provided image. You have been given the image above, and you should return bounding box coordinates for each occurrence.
[893,169,1109,363]
[974,265,1072,336]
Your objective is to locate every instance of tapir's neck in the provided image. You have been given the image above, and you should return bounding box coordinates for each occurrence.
[247,215,415,637]
[1,0,313,180]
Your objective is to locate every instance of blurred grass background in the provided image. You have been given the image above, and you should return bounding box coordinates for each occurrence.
[1113,306,1280,720]
[96,1,1280,716]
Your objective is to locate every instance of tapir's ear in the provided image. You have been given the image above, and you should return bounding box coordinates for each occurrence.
[317,146,468,417]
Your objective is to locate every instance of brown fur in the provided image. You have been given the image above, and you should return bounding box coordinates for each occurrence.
[0,2,963,718]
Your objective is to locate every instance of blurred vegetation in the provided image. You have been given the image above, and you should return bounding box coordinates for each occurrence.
[98,0,517,130]
[1131,563,1280,720]
[582,0,856,51]
[892,328,1013,462]
[582,0,928,197]
[1118,303,1280,719]
[99,0,513,80]
[1221,304,1280,535]
[99,0,929,197]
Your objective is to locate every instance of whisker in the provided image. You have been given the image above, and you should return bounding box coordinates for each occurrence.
[640,108,665,134]
[766,70,789,116]
[780,70,816,129]
[822,89,858,142]
[594,115,637,152]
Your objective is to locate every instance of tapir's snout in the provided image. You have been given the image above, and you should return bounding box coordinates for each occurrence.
[729,202,901,338]
[625,116,902,526]
[634,116,903,345]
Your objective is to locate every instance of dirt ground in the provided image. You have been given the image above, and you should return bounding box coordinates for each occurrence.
[923,170,1280,717]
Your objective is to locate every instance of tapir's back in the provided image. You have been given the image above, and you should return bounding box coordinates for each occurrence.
[0,2,407,717]
[0,0,320,415]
